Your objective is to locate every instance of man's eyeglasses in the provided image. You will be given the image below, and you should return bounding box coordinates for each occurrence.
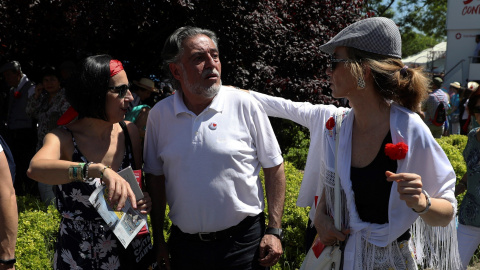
[472,106,480,114]
[108,83,130,98]
[328,55,354,72]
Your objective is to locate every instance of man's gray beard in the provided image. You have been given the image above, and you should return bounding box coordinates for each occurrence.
[181,66,221,98]
[187,80,221,98]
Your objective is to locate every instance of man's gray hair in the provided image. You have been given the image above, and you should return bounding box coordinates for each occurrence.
[161,26,219,90]
[0,61,22,74]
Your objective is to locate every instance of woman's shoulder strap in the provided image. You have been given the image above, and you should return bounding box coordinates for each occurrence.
[119,121,136,170]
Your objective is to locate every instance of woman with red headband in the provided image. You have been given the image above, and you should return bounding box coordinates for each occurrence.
[27,55,156,269]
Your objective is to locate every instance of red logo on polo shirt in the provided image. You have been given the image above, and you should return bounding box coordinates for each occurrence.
[208,122,217,130]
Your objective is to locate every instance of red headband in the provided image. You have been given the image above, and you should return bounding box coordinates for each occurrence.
[110,59,124,77]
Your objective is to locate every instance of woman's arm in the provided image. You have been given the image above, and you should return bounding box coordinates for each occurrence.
[0,151,17,270]
[27,130,137,210]
[248,90,332,129]
[386,171,454,227]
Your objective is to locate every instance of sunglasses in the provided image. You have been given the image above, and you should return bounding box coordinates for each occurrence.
[472,106,480,114]
[328,55,354,72]
[107,83,131,98]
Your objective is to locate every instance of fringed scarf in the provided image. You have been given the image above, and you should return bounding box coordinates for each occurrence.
[318,104,461,270]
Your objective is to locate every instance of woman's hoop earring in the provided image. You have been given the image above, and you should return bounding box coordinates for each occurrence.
[357,78,366,88]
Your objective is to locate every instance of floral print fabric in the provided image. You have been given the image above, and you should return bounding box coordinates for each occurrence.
[53,127,135,270]
[25,89,70,150]
[459,127,480,227]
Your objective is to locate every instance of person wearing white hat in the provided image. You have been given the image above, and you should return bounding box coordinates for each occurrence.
[247,17,460,270]
[448,81,462,135]
[129,77,159,109]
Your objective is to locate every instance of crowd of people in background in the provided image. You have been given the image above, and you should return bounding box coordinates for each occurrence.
[420,75,480,139]
[0,17,479,270]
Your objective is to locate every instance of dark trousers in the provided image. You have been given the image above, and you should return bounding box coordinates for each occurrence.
[168,214,266,270]
[3,127,38,196]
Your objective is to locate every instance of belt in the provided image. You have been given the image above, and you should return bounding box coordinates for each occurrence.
[172,213,263,242]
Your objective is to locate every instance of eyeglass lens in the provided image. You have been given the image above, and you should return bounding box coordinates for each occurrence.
[109,84,130,98]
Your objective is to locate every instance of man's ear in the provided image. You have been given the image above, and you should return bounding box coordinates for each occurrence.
[169,63,182,81]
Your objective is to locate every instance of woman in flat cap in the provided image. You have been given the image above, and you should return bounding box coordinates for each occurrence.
[247,17,460,269]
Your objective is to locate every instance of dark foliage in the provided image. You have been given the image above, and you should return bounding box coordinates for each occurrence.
[0,0,364,104]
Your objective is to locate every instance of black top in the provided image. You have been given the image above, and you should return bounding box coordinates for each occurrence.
[350,131,410,241]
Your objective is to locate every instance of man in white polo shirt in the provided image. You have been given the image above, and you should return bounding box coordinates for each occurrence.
[144,26,286,270]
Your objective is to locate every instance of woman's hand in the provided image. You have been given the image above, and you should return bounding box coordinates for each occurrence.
[386,171,426,211]
[101,168,137,211]
[34,83,44,99]
[136,191,152,214]
[313,211,349,246]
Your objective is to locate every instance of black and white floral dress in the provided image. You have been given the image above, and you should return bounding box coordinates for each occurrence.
[53,126,156,270]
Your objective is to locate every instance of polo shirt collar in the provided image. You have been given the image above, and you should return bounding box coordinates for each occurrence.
[173,86,225,116]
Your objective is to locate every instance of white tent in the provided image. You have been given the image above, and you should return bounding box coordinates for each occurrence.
[402,42,447,73]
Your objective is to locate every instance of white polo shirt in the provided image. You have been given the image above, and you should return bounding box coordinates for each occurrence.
[143,86,283,233]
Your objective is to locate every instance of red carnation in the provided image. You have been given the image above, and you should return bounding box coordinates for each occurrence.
[384,142,408,160]
[326,117,335,130]
[13,91,21,99]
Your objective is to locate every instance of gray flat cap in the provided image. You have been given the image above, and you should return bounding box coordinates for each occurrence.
[318,17,402,59]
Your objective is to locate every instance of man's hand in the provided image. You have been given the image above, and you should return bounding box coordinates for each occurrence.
[258,234,282,267]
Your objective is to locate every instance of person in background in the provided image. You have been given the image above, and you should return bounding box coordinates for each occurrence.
[250,17,460,269]
[422,76,449,138]
[448,81,462,135]
[0,137,17,270]
[455,85,480,269]
[0,61,38,197]
[473,35,480,64]
[26,66,70,205]
[460,83,474,135]
[125,78,158,140]
[59,61,76,84]
[27,55,156,269]
[144,26,286,270]
[464,82,480,133]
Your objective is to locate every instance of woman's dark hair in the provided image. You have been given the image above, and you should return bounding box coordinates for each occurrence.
[346,47,429,112]
[40,66,60,80]
[467,88,480,117]
[65,54,112,121]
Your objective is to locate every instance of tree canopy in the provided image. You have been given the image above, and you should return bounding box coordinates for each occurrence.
[0,0,364,104]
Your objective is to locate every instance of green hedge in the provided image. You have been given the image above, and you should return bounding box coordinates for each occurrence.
[16,196,60,269]
[14,134,468,269]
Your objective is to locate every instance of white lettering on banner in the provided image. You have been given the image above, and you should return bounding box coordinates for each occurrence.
[136,245,153,263]
[463,5,480,15]
[132,236,153,263]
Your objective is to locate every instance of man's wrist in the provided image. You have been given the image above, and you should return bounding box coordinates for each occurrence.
[0,258,16,265]
[265,227,284,241]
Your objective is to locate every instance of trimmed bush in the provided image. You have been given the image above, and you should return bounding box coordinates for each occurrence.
[16,196,60,269]
[436,135,468,204]
[261,161,308,270]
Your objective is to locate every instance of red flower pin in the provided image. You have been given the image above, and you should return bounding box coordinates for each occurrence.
[13,91,22,99]
[326,117,335,130]
[384,142,408,160]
